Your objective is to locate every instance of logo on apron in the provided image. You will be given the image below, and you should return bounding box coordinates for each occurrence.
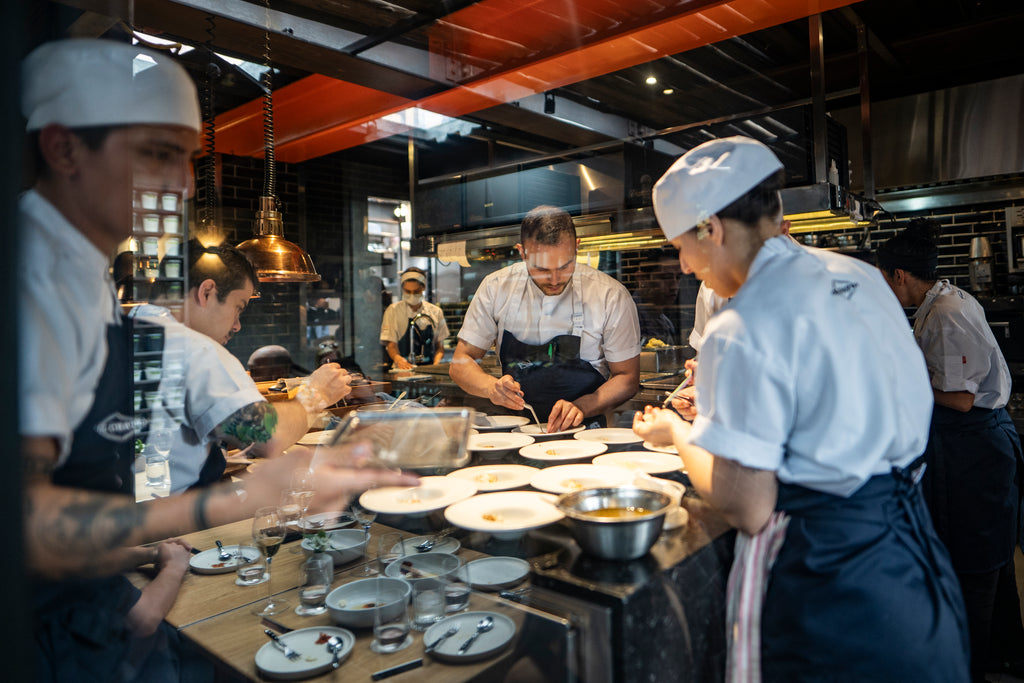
[94,412,139,443]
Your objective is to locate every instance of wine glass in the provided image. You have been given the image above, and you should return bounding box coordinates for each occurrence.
[350,501,379,576]
[251,506,288,616]
[288,468,316,553]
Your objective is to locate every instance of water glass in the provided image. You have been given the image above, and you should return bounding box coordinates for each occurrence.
[444,561,471,614]
[235,553,267,586]
[410,582,445,631]
[377,533,404,574]
[296,552,333,616]
[372,578,412,653]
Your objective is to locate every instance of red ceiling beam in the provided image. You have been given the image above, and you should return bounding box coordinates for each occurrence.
[216,0,862,163]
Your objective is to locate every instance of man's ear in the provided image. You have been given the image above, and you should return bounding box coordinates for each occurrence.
[515,243,525,259]
[699,216,725,246]
[37,125,81,179]
[195,278,217,307]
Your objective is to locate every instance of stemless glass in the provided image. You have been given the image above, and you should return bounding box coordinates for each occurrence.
[377,533,405,574]
[372,577,412,653]
[251,506,288,616]
[350,501,379,576]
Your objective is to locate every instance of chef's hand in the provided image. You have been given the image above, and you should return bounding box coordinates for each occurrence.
[547,400,583,433]
[632,405,688,447]
[306,363,353,405]
[488,375,525,411]
[672,385,697,421]
[392,356,413,371]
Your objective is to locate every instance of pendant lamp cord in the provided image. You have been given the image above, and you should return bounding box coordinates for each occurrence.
[262,0,276,200]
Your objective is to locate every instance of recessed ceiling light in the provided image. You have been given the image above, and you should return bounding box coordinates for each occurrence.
[645,76,657,85]
[663,88,674,95]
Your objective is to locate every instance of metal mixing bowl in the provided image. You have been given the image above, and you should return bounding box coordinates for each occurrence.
[555,487,671,560]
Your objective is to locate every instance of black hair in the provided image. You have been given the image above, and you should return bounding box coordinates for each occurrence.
[876,218,941,281]
[520,205,576,246]
[28,125,117,181]
[187,239,259,302]
[715,169,786,227]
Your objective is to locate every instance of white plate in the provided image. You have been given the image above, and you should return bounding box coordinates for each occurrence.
[254,626,355,680]
[390,534,461,556]
[573,428,643,445]
[359,476,477,515]
[529,464,635,494]
[473,415,530,431]
[519,439,607,462]
[593,451,684,474]
[467,432,536,454]
[516,424,586,439]
[446,465,539,492]
[642,441,678,454]
[425,611,516,663]
[296,430,335,446]
[189,545,261,574]
[444,491,563,539]
[461,556,530,590]
[298,511,355,532]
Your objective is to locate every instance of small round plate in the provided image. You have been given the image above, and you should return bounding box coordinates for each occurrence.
[519,439,607,462]
[359,476,477,516]
[390,534,461,556]
[642,441,678,454]
[444,491,563,538]
[516,424,586,439]
[446,464,539,492]
[189,545,261,574]
[593,451,684,474]
[461,556,530,590]
[425,611,516,663]
[299,511,355,532]
[254,626,355,680]
[529,464,635,495]
[473,415,530,431]
[572,428,643,445]
[467,432,535,454]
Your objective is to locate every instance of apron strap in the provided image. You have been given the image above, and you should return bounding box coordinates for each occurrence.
[725,511,790,683]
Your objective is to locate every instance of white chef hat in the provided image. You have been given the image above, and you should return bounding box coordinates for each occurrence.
[653,136,783,240]
[400,270,426,285]
[22,38,200,133]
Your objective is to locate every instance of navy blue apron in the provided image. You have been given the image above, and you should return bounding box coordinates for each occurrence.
[498,270,606,424]
[922,404,1022,574]
[761,469,969,682]
[189,442,228,490]
[34,315,192,682]
[397,309,436,364]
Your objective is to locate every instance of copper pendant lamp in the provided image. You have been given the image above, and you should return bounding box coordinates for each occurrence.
[236,13,319,283]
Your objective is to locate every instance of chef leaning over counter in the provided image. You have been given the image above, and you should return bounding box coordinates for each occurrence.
[449,205,641,432]
[632,136,969,682]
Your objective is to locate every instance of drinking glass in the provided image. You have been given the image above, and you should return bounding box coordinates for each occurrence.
[295,552,333,616]
[377,533,405,574]
[289,469,316,553]
[444,560,471,614]
[350,502,379,576]
[372,578,412,653]
[250,506,288,616]
[410,581,445,631]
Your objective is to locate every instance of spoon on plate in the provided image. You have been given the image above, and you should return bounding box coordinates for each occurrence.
[386,390,408,411]
[457,616,494,654]
[523,402,541,426]
[326,635,345,669]
[215,540,232,562]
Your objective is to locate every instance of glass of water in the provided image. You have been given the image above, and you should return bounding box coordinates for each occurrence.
[410,581,445,631]
[444,560,471,614]
[295,552,333,616]
[377,533,404,574]
[372,578,412,653]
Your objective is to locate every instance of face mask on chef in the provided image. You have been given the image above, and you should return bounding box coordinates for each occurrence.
[402,292,423,306]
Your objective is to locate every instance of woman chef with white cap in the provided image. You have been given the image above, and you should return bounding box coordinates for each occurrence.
[632,136,968,682]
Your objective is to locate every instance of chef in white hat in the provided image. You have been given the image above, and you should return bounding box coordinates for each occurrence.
[19,39,418,682]
[632,136,969,681]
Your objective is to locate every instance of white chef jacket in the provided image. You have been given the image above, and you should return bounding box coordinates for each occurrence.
[379,300,450,347]
[18,190,121,464]
[458,261,641,377]
[688,281,728,352]
[132,304,265,493]
[912,280,1011,410]
[688,237,934,497]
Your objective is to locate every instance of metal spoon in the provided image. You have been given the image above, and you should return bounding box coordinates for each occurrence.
[386,390,408,411]
[326,635,345,669]
[424,623,460,652]
[523,402,541,425]
[456,616,494,654]
[215,540,231,562]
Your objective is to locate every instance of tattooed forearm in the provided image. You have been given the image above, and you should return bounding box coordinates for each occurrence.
[217,402,278,444]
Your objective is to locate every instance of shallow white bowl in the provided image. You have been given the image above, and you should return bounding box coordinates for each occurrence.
[326,577,411,629]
